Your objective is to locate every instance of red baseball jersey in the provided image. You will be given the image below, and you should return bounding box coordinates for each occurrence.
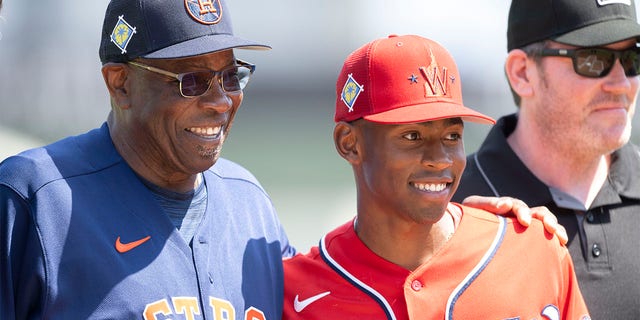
[284,203,590,320]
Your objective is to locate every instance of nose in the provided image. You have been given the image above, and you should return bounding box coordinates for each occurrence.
[421,141,453,171]
[198,81,236,113]
[602,59,633,94]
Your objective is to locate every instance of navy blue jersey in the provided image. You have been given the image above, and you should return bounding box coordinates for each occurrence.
[0,123,295,319]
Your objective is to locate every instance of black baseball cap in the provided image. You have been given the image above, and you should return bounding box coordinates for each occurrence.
[99,0,270,63]
[507,0,640,51]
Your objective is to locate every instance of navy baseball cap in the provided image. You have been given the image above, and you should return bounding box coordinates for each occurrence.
[99,0,270,63]
[508,0,640,51]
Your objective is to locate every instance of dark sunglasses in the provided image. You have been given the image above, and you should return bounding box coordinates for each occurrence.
[537,47,640,78]
[128,59,255,98]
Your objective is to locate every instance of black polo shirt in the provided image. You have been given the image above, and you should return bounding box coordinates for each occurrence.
[454,113,640,319]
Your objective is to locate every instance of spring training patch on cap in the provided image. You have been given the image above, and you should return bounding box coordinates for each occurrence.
[185,0,223,25]
[110,15,136,54]
[341,74,364,112]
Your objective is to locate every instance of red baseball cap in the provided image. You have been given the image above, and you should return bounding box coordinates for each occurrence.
[335,35,495,125]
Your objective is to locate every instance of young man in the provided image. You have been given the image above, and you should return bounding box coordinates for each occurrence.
[0,0,294,318]
[453,0,640,318]
[283,35,590,320]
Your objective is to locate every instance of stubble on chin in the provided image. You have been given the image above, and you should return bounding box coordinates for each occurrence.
[196,144,221,161]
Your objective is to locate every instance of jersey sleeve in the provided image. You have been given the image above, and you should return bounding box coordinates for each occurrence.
[559,248,591,319]
[278,221,297,258]
[0,184,45,319]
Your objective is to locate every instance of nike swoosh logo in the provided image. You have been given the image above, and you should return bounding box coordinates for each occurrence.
[294,291,331,312]
[115,235,151,253]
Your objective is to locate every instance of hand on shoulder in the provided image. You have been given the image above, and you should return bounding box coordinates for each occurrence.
[461,196,568,245]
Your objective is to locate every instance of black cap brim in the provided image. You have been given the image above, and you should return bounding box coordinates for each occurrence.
[143,34,271,60]
[554,19,640,47]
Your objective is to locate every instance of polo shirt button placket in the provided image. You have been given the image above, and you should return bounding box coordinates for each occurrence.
[592,243,601,258]
[586,212,595,223]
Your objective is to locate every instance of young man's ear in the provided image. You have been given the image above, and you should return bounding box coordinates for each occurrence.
[505,49,534,99]
[102,63,131,110]
[333,121,362,165]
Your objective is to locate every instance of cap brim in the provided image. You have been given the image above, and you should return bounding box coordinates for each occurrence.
[554,19,640,47]
[143,34,271,59]
[363,102,495,125]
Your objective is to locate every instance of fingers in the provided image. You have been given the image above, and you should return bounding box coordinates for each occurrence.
[461,195,513,214]
[462,196,532,225]
[462,196,568,246]
[530,206,568,246]
[510,199,532,227]
[557,227,568,246]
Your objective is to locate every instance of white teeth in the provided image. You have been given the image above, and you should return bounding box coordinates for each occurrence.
[188,126,222,137]
[413,182,447,192]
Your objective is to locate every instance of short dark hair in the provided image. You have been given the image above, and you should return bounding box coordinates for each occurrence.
[507,40,548,107]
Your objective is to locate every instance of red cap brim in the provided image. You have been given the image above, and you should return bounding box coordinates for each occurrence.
[363,101,495,125]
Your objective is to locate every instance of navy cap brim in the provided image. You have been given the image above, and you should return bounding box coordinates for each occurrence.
[554,19,640,47]
[143,34,271,59]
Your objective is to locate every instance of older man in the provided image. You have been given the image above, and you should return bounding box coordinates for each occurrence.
[0,0,294,318]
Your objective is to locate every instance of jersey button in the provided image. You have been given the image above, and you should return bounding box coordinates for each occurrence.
[592,243,601,257]
[411,280,423,291]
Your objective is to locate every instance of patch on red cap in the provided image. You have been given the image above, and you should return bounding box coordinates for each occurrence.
[340,74,365,113]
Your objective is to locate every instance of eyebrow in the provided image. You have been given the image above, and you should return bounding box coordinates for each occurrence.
[445,117,464,125]
[421,117,464,127]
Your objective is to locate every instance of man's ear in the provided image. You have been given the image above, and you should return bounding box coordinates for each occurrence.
[102,63,131,110]
[505,49,534,98]
[334,121,362,165]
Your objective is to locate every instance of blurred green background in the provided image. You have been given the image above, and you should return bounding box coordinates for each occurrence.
[1,1,639,251]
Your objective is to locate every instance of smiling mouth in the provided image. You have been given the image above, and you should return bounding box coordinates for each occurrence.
[186,126,223,139]
[411,182,448,192]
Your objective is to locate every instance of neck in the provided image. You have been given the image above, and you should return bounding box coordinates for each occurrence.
[108,117,200,193]
[508,123,610,208]
[355,208,455,271]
